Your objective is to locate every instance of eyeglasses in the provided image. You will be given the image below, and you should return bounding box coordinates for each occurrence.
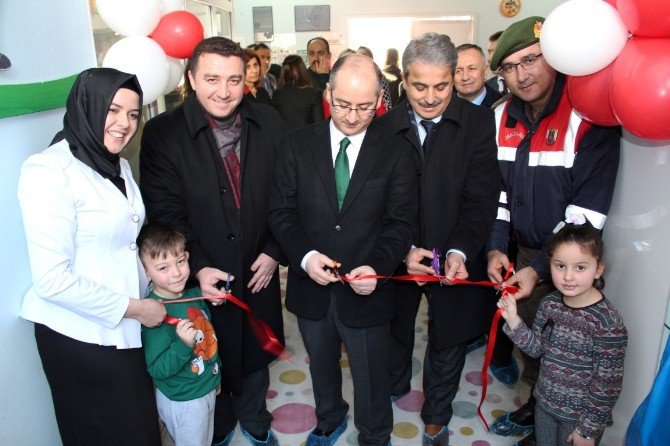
[329,93,378,117]
[499,53,543,75]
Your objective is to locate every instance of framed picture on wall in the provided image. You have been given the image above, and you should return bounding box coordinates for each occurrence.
[294,5,330,32]
[252,6,274,41]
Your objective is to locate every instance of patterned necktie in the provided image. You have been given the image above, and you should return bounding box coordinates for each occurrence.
[420,119,436,151]
[334,137,351,210]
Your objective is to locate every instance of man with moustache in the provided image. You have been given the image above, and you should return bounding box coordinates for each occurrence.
[454,44,501,107]
[269,54,417,446]
[486,17,620,446]
[376,32,500,446]
[140,37,285,446]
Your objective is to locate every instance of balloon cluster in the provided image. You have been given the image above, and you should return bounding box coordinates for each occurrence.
[540,0,670,140]
[98,0,204,105]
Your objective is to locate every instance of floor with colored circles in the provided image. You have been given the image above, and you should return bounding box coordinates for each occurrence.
[161,267,530,445]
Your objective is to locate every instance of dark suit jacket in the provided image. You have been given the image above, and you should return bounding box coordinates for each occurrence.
[376,98,501,348]
[482,83,503,108]
[268,120,419,328]
[139,95,286,392]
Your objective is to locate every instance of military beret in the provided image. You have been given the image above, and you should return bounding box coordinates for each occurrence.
[490,16,545,71]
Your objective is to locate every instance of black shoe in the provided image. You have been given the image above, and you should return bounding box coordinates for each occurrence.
[508,399,535,426]
[490,398,535,437]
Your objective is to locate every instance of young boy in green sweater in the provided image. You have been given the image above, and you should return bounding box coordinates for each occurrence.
[138,224,221,446]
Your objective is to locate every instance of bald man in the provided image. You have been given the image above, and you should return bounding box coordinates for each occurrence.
[269,54,418,446]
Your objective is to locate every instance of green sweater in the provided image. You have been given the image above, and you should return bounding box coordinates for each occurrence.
[142,287,221,401]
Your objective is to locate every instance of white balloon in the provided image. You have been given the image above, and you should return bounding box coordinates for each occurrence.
[97,0,162,37]
[541,0,629,76]
[161,0,185,15]
[164,57,185,95]
[103,36,169,105]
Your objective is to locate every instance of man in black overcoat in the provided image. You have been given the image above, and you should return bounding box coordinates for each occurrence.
[140,37,285,446]
[375,33,500,446]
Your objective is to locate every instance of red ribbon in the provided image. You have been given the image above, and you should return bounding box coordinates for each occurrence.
[338,267,518,430]
[160,266,517,429]
[162,293,291,361]
[477,264,516,431]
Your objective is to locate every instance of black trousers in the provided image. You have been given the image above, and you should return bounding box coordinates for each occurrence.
[35,323,160,446]
[389,282,423,397]
[421,339,468,427]
[213,366,272,438]
[298,293,393,446]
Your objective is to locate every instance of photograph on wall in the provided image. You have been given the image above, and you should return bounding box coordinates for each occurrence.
[252,6,273,41]
[294,5,330,32]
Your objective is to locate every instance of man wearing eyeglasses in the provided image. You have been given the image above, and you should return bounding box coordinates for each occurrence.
[268,54,418,446]
[486,16,620,446]
[376,32,500,446]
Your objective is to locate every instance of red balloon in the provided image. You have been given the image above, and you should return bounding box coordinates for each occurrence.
[610,37,670,140]
[150,11,204,59]
[617,0,670,37]
[567,63,619,126]
[604,0,617,8]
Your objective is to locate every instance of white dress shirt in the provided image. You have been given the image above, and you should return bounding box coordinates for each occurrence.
[18,140,147,348]
[300,121,368,270]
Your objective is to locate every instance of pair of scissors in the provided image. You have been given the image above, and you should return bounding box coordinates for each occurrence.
[431,248,442,276]
[331,260,346,285]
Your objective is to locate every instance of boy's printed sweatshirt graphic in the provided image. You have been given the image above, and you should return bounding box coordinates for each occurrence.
[142,288,221,401]
[187,306,219,376]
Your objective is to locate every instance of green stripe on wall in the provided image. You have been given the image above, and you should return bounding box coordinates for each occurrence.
[0,74,77,119]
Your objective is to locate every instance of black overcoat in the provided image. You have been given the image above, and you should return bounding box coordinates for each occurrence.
[139,95,286,392]
[376,97,501,349]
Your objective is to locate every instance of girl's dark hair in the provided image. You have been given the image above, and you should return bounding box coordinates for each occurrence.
[549,219,605,290]
[278,55,314,88]
[137,223,186,262]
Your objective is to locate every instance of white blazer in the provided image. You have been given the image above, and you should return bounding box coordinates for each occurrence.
[18,139,147,348]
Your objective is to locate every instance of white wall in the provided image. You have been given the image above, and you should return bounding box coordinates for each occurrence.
[233,0,563,58]
[0,0,95,444]
[601,133,670,445]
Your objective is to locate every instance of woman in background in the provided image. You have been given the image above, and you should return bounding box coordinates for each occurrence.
[383,48,402,108]
[243,48,273,106]
[271,54,324,131]
[18,68,165,445]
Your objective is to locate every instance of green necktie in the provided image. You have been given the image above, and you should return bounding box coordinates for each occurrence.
[334,137,351,210]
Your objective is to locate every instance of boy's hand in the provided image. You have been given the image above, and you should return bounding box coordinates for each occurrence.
[497,295,522,329]
[176,319,197,347]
